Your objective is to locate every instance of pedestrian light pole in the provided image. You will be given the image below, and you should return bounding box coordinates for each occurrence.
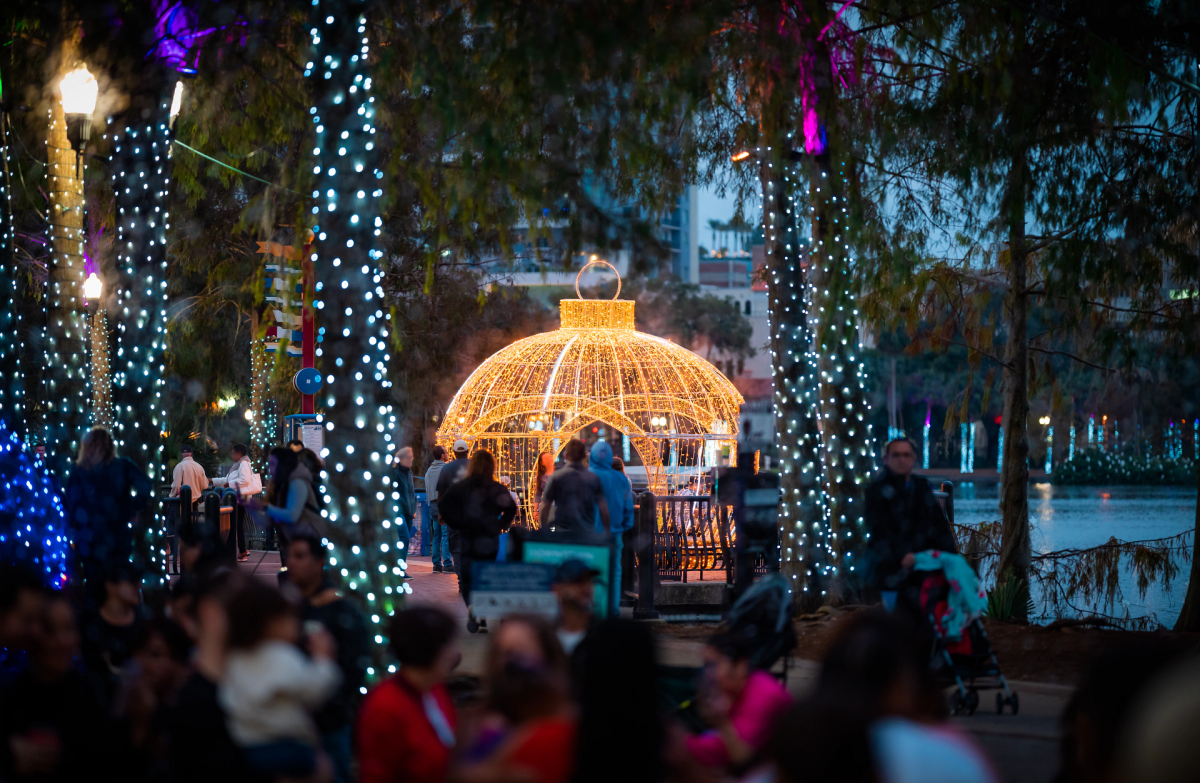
[43,61,98,472]
[83,272,113,430]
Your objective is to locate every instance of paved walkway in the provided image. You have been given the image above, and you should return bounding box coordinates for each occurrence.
[237,551,1065,783]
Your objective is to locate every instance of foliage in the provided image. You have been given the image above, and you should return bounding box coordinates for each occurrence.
[583,277,755,363]
[1052,447,1197,486]
[955,521,1193,628]
[985,571,1033,622]
[162,407,220,477]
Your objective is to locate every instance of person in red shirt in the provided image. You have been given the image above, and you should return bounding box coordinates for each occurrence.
[357,608,461,783]
[456,616,576,783]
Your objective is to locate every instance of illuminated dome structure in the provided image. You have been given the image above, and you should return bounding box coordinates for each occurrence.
[437,264,743,520]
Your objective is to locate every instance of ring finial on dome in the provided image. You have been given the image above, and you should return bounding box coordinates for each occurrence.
[575,259,621,300]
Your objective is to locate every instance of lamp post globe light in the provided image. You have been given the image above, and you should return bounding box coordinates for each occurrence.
[82,272,102,302]
[60,64,98,161]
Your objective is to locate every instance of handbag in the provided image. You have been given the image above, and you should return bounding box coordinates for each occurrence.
[242,470,264,497]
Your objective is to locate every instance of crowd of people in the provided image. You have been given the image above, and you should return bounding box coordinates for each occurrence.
[5,427,1200,783]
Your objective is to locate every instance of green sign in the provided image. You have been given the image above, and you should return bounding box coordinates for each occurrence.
[522,540,613,617]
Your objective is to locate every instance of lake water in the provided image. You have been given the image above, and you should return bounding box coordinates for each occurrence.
[946,482,1196,626]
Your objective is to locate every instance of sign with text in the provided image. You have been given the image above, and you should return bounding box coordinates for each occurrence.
[470,561,557,623]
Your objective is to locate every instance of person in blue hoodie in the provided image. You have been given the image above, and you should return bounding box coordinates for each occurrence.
[589,440,635,616]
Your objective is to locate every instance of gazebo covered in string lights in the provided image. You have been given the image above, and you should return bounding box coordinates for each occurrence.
[437,263,744,521]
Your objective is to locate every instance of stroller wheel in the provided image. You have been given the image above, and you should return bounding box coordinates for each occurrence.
[466,617,480,634]
[1010,692,1020,715]
[949,691,965,716]
[965,689,979,715]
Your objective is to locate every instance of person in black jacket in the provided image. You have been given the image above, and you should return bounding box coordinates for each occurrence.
[863,438,957,611]
[286,533,369,783]
[435,441,472,588]
[437,449,517,615]
[391,447,418,557]
[65,428,152,600]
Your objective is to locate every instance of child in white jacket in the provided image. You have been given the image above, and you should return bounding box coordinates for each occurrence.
[219,580,340,779]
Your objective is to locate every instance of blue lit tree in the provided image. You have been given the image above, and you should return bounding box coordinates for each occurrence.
[0,420,69,586]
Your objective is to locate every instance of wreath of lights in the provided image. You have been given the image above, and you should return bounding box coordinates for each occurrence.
[108,87,173,585]
[437,273,744,517]
[306,0,403,672]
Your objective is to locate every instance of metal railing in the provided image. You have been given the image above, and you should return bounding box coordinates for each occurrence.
[651,494,733,582]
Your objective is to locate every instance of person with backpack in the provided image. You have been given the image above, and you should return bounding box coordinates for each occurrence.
[437,450,517,618]
[537,439,609,539]
[435,440,472,587]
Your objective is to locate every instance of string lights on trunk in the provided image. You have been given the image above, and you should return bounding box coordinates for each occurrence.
[306,0,402,670]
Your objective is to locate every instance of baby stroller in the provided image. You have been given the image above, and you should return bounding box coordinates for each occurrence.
[914,554,1019,716]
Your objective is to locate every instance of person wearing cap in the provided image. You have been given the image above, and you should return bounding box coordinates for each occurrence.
[435,440,472,585]
[552,559,599,658]
[171,444,210,501]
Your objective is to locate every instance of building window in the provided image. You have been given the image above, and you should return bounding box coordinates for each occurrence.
[744,300,752,316]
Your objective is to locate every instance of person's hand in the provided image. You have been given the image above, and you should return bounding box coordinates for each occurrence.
[695,683,733,728]
[901,552,916,569]
[307,625,337,660]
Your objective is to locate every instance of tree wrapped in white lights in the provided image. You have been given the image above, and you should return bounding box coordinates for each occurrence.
[0,113,23,433]
[109,76,174,585]
[306,0,404,666]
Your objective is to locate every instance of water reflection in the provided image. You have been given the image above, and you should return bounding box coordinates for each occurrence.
[935,480,1196,624]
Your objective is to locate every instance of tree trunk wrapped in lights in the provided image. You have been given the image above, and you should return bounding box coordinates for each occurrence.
[749,1,875,606]
[0,113,24,433]
[307,0,404,668]
[109,78,173,585]
[43,24,89,476]
[760,133,826,606]
[89,308,113,430]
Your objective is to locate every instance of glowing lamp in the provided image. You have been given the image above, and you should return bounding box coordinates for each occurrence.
[169,81,184,128]
[82,273,102,301]
[1038,416,1051,426]
[60,64,99,153]
[731,150,751,162]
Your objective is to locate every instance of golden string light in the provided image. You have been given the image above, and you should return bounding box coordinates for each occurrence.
[438,266,744,521]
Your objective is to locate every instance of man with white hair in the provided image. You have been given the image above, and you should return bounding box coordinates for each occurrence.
[393,446,417,557]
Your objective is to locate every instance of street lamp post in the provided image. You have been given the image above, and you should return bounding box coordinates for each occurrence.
[60,65,98,176]
[42,57,99,473]
[83,273,113,430]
